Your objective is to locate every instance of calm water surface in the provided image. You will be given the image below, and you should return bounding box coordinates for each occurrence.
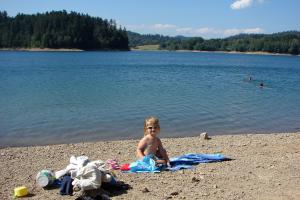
[1,51,300,146]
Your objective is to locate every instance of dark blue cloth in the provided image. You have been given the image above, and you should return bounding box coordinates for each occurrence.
[168,153,229,171]
[60,175,73,196]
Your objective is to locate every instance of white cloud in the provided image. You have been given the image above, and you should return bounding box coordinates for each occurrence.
[223,28,242,36]
[176,27,194,34]
[165,27,218,35]
[195,27,218,34]
[126,23,177,31]
[231,0,253,10]
[230,0,265,10]
[151,24,177,30]
[126,24,147,29]
[125,23,264,38]
[223,28,263,35]
[243,27,264,34]
[176,27,264,37]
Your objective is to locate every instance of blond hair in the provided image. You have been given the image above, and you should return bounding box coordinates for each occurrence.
[144,116,160,135]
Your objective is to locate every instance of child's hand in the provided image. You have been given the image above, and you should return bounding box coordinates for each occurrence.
[156,159,166,165]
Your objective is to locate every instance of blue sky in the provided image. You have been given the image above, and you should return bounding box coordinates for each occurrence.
[1,0,299,38]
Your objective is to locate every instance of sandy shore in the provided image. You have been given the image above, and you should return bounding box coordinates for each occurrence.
[1,132,299,200]
[175,49,297,56]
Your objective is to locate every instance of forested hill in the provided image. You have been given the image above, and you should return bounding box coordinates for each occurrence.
[0,11,129,50]
[0,10,299,54]
[127,31,186,47]
[128,31,300,55]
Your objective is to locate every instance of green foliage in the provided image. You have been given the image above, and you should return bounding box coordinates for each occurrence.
[128,30,300,55]
[160,31,300,55]
[127,31,184,48]
[0,10,129,50]
[132,44,160,50]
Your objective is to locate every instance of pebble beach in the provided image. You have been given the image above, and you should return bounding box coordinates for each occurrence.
[1,132,299,200]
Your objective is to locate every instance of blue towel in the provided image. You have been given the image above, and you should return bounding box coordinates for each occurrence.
[170,153,227,165]
[167,164,194,171]
[129,155,160,173]
[128,153,229,173]
[167,153,229,171]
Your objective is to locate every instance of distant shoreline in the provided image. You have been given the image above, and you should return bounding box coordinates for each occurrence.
[0,48,300,56]
[0,47,84,52]
[177,49,298,56]
[132,48,297,56]
[1,47,298,56]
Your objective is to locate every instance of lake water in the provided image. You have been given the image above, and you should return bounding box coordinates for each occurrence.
[1,51,300,147]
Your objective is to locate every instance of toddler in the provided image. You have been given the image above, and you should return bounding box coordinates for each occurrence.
[136,116,170,166]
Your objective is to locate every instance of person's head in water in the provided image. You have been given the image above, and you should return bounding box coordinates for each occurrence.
[260,82,264,87]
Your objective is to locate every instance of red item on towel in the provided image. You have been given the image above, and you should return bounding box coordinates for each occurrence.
[120,163,130,171]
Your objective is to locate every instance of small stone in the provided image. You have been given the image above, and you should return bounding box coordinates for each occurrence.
[200,132,210,140]
[192,177,200,182]
[142,187,150,193]
[213,185,218,188]
[170,191,179,196]
[68,144,75,148]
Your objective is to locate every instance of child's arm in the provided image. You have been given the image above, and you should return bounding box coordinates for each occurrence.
[157,139,170,165]
[136,137,147,159]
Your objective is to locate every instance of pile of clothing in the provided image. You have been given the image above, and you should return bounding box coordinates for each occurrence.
[55,156,117,197]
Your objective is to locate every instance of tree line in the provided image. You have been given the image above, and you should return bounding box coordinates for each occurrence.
[127,31,184,47]
[1,10,299,54]
[0,10,129,50]
[128,31,300,55]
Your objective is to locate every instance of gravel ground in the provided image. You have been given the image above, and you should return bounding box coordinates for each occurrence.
[1,132,299,200]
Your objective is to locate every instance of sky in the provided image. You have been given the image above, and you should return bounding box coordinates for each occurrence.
[1,0,300,39]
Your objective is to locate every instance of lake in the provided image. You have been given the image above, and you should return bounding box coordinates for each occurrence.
[1,50,300,147]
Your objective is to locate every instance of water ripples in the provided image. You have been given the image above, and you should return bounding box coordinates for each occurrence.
[1,51,300,146]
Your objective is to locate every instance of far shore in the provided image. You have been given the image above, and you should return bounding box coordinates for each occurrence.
[1,47,299,56]
[0,47,84,52]
[132,48,299,56]
[1,132,299,200]
[175,49,298,56]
